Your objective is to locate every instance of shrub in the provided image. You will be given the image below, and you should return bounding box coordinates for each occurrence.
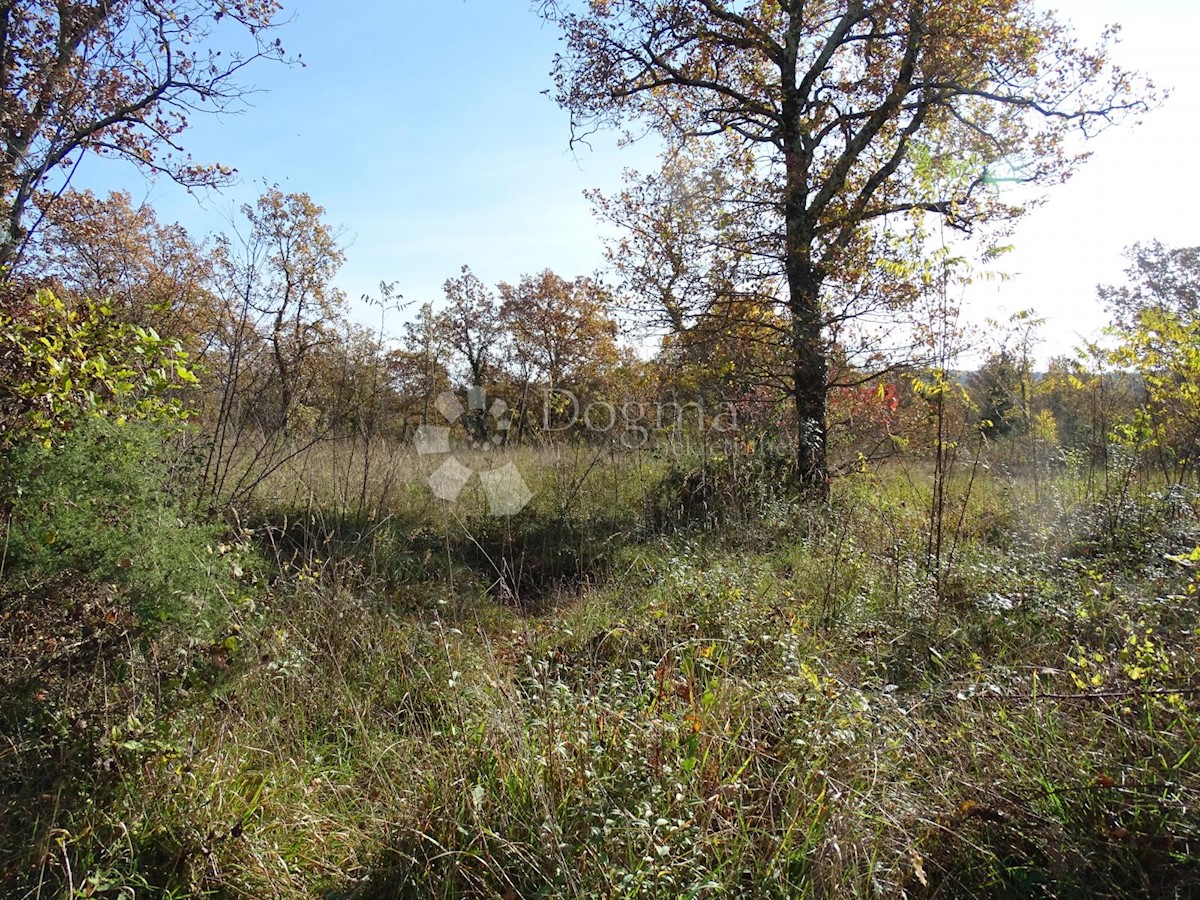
[0,287,195,455]
[3,416,233,627]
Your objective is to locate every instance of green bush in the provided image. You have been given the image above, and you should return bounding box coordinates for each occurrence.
[0,287,196,453]
[4,416,233,627]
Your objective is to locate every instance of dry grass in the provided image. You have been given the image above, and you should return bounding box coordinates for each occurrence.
[3,443,1199,898]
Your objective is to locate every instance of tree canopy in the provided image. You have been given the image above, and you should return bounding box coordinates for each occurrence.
[1099,240,1200,330]
[542,0,1153,493]
[0,0,287,269]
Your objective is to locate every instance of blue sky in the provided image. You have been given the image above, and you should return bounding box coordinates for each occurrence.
[76,1,658,314]
[72,0,1200,360]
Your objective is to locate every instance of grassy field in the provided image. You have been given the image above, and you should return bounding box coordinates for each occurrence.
[2,439,1199,898]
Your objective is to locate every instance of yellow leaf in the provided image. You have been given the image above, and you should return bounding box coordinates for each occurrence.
[909,848,928,886]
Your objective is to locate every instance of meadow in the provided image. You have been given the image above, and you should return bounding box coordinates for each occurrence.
[0,1,1192,896]
[3,432,1198,899]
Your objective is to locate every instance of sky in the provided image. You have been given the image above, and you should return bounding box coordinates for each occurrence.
[71,0,1200,362]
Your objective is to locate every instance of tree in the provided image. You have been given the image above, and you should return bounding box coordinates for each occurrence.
[1098,241,1200,331]
[592,147,794,401]
[1109,308,1200,486]
[438,265,500,388]
[436,265,501,441]
[662,293,791,410]
[499,269,619,391]
[0,0,287,269]
[968,308,1042,441]
[542,0,1151,494]
[243,188,346,429]
[970,348,1020,438]
[590,145,763,340]
[390,301,453,428]
[201,189,346,501]
[30,189,217,354]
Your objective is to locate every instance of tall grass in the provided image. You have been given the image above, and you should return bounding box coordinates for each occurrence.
[3,436,1199,898]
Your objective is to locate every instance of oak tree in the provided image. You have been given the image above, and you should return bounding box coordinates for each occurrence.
[390,301,453,428]
[498,269,619,391]
[437,265,501,441]
[0,0,287,268]
[201,189,345,499]
[242,188,346,430]
[591,147,792,398]
[590,146,759,340]
[542,0,1151,493]
[31,189,216,353]
[438,265,501,386]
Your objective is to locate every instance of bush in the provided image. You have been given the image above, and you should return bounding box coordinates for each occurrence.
[3,416,233,627]
[651,446,796,531]
[0,287,195,454]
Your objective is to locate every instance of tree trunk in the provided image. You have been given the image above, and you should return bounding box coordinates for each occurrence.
[272,309,292,432]
[468,359,488,445]
[788,266,828,498]
[782,88,828,497]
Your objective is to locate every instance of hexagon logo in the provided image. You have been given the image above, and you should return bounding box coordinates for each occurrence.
[412,387,533,516]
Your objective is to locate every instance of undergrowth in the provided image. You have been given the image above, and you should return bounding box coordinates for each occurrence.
[2,444,1198,898]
